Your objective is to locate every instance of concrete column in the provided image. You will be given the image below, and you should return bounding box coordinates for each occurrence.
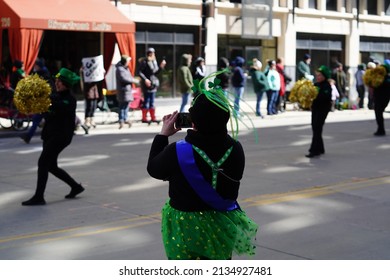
[318,0,326,11]
[345,19,360,104]
[204,16,218,74]
[278,10,297,82]
[299,0,307,9]
[339,0,346,13]
[361,0,367,15]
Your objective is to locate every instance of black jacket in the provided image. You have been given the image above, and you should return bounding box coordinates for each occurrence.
[147,130,245,211]
[41,90,76,142]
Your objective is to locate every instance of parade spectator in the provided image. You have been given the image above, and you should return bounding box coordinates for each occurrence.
[80,64,103,133]
[231,56,246,116]
[250,59,269,117]
[297,54,312,81]
[276,57,292,112]
[191,57,206,97]
[0,67,12,106]
[22,68,84,205]
[329,78,340,112]
[332,63,348,109]
[177,54,193,112]
[10,60,25,90]
[192,57,206,81]
[115,55,137,129]
[355,64,366,109]
[266,60,281,115]
[147,86,258,260]
[138,48,166,123]
[80,81,102,133]
[372,61,390,136]
[306,65,332,158]
[216,57,230,96]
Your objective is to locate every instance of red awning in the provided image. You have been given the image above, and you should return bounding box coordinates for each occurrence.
[0,0,136,78]
[0,0,135,33]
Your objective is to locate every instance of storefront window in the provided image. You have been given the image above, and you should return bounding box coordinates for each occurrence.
[308,0,317,9]
[326,0,337,11]
[367,1,377,15]
[296,34,344,80]
[135,25,197,98]
[386,0,390,15]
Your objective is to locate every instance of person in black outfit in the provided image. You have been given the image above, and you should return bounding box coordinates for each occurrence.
[216,57,230,95]
[22,68,84,206]
[147,85,257,259]
[306,65,332,158]
[373,62,390,136]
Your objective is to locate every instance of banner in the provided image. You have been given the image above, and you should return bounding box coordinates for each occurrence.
[81,55,105,83]
[1,260,389,280]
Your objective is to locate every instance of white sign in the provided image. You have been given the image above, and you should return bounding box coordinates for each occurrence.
[81,55,105,83]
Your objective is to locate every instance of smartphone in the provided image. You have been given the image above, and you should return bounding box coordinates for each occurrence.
[175,112,192,129]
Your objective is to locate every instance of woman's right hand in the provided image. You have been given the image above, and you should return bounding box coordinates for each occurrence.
[159,111,181,137]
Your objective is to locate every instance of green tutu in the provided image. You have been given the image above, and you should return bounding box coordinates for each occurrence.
[161,200,258,260]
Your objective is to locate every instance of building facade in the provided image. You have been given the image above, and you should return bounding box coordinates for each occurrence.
[116,0,390,98]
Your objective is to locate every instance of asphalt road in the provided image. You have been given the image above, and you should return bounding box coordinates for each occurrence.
[0,99,389,260]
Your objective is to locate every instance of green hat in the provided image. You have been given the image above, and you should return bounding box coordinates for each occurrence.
[316,65,331,79]
[55,68,80,86]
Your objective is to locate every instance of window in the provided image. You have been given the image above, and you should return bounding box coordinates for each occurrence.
[386,0,390,15]
[326,0,337,11]
[308,0,317,9]
[367,1,377,15]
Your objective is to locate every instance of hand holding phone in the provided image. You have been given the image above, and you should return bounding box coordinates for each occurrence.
[175,112,192,129]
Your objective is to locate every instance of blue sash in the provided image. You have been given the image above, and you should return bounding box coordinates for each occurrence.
[176,140,239,211]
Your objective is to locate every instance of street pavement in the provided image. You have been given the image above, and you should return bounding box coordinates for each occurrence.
[0,98,390,260]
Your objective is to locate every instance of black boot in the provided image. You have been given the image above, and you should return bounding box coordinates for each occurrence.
[22,196,46,206]
[65,185,85,199]
[81,124,89,134]
[20,134,31,144]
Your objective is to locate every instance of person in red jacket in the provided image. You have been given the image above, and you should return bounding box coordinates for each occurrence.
[276,57,292,113]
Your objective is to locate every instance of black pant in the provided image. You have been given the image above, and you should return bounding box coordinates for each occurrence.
[85,99,98,118]
[356,85,365,109]
[34,137,79,198]
[374,93,390,134]
[309,109,329,154]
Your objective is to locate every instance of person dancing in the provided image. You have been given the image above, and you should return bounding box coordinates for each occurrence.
[22,68,84,206]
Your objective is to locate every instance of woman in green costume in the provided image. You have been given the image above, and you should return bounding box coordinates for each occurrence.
[147,73,258,260]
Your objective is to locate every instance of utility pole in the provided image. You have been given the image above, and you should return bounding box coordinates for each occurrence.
[200,0,207,58]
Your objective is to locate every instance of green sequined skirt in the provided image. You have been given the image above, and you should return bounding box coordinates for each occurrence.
[161,200,258,260]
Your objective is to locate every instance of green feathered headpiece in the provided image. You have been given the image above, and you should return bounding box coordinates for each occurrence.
[190,69,258,142]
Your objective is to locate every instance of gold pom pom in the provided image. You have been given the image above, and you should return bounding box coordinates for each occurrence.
[363,66,386,88]
[14,74,52,114]
[289,79,318,109]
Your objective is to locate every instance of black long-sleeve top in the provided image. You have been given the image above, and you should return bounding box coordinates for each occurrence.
[41,89,76,142]
[147,130,245,212]
[312,80,332,111]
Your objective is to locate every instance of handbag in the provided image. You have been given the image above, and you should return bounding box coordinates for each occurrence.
[149,75,160,89]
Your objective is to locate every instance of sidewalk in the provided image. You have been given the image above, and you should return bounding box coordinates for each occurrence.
[0,97,388,138]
